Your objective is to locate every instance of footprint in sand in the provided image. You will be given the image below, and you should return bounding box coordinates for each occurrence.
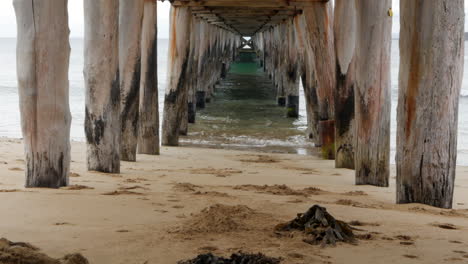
[0,189,21,193]
[238,154,279,164]
[343,191,368,196]
[431,223,459,230]
[118,185,149,191]
[198,246,218,252]
[54,222,73,226]
[61,185,94,190]
[348,220,380,227]
[102,190,145,196]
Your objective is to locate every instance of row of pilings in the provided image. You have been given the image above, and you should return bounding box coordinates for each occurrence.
[161,6,241,146]
[252,0,464,209]
[13,0,464,209]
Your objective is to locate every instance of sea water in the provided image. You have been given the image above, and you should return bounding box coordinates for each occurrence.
[1,38,468,165]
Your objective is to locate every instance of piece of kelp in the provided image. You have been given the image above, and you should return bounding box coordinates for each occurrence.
[276,205,356,246]
[178,252,281,264]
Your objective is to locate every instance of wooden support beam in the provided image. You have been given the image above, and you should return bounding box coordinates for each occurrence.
[14,0,71,188]
[293,14,319,140]
[84,0,121,173]
[171,0,329,8]
[284,19,300,118]
[138,0,160,155]
[354,0,392,187]
[162,6,192,146]
[301,3,336,148]
[397,0,464,209]
[334,0,356,169]
[119,0,144,161]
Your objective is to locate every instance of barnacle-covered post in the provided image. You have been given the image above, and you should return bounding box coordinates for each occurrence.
[354,0,392,186]
[334,0,356,169]
[119,0,144,161]
[397,0,464,208]
[84,0,121,172]
[162,6,192,146]
[138,0,159,155]
[14,0,71,187]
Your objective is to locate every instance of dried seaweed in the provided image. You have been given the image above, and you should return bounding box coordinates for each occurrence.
[178,252,281,264]
[276,205,356,246]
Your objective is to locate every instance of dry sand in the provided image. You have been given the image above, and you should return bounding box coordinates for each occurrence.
[0,138,468,263]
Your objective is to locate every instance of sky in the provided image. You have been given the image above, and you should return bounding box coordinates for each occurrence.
[0,1,467,38]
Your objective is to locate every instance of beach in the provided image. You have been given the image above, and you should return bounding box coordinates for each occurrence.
[1,137,467,263]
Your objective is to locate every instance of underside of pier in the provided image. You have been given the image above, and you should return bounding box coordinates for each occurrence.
[13,0,465,209]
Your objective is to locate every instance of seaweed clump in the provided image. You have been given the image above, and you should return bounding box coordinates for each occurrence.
[178,252,281,264]
[276,205,355,246]
[0,238,89,264]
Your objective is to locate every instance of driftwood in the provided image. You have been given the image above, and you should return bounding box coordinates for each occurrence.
[84,0,121,173]
[397,0,464,209]
[276,205,355,247]
[14,0,71,188]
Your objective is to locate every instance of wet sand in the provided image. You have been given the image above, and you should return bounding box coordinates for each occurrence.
[0,137,468,263]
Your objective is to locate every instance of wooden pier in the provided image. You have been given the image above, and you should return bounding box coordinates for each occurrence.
[12,0,465,209]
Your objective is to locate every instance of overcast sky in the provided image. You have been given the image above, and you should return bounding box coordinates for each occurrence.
[0,1,466,38]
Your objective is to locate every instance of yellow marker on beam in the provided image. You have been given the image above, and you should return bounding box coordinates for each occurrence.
[388,8,393,17]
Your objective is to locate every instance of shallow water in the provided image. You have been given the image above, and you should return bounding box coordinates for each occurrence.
[180,61,316,155]
[1,38,468,165]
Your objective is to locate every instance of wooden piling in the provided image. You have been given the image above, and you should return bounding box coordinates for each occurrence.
[334,0,356,169]
[119,0,144,161]
[354,0,392,187]
[138,0,159,155]
[397,0,464,208]
[285,20,300,118]
[162,6,192,146]
[84,0,121,173]
[293,14,320,141]
[303,3,336,123]
[14,0,71,188]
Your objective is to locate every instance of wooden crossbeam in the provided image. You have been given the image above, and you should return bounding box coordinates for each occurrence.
[170,0,328,8]
[163,0,328,35]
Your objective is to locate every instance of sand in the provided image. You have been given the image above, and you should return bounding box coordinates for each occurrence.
[0,137,468,263]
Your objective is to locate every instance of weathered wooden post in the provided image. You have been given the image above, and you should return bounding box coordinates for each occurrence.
[162,6,192,146]
[303,3,336,124]
[285,20,300,118]
[188,19,201,124]
[14,0,71,187]
[334,0,356,169]
[119,0,144,161]
[138,0,159,155]
[294,14,320,141]
[84,0,121,173]
[354,0,392,186]
[397,0,464,208]
[196,21,208,109]
[302,3,336,152]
